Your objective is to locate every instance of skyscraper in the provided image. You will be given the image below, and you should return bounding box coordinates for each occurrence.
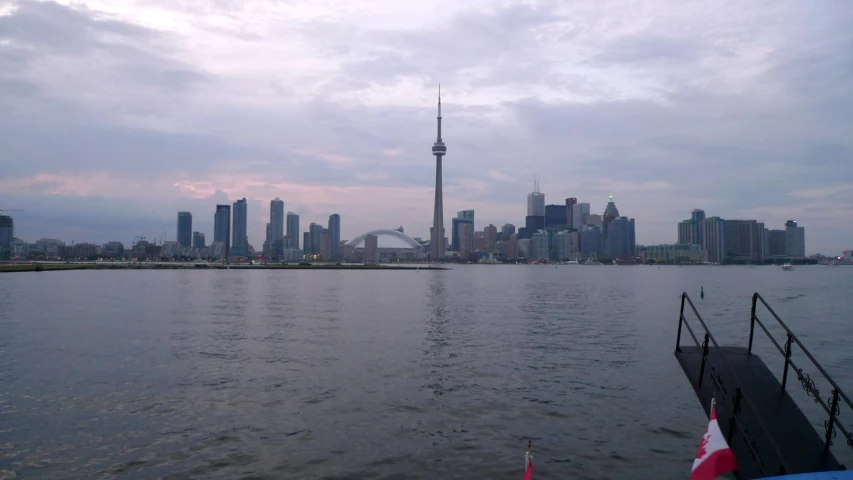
[785,220,805,258]
[572,203,590,230]
[320,232,332,260]
[484,224,498,253]
[458,222,474,261]
[303,232,312,254]
[607,217,636,260]
[723,219,765,262]
[270,198,284,241]
[214,205,231,259]
[286,212,300,250]
[310,223,324,255]
[701,217,726,264]
[192,231,205,249]
[544,204,567,228]
[565,197,577,230]
[501,223,516,240]
[531,230,549,260]
[232,198,248,255]
[430,87,447,260]
[451,217,474,251]
[527,181,545,216]
[177,212,192,247]
[328,214,341,261]
[0,215,13,251]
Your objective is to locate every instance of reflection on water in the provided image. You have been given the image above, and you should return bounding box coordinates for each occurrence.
[0,266,851,479]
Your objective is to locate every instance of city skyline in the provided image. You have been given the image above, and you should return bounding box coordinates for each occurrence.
[1,1,851,253]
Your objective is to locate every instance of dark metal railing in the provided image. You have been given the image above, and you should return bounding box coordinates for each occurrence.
[676,292,791,476]
[749,292,853,457]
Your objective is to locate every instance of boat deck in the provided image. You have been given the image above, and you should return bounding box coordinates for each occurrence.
[676,345,843,479]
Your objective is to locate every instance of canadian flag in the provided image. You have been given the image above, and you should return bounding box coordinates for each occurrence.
[691,397,737,480]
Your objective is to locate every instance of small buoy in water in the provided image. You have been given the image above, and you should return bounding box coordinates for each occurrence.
[701,286,705,299]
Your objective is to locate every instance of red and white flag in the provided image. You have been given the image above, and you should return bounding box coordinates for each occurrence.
[691,396,737,480]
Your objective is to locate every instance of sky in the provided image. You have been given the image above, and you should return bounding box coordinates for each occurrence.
[1,0,851,254]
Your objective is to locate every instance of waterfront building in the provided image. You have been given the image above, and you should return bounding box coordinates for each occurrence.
[328,214,341,261]
[270,198,284,241]
[785,220,805,258]
[286,212,300,250]
[214,205,231,258]
[701,217,726,263]
[177,212,192,247]
[232,198,248,256]
[459,222,474,261]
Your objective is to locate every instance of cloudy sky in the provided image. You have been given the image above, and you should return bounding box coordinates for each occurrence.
[1,0,851,253]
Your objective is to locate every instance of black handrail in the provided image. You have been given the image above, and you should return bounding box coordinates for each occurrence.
[676,292,791,476]
[749,292,853,455]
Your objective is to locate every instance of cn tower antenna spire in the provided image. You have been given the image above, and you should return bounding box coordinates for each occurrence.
[437,84,442,142]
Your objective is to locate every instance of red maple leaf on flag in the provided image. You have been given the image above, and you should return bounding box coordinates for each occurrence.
[695,432,709,459]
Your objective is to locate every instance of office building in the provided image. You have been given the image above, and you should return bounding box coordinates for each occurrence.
[545,204,567,229]
[364,234,378,263]
[451,217,474,251]
[517,238,532,258]
[0,215,13,251]
[565,197,577,230]
[328,214,341,261]
[581,226,601,258]
[701,217,726,264]
[553,231,574,261]
[504,233,518,259]
[723,220,765,262]
[270,198,284,241]
[602,195,620,240]
[192,231,205,249]
[457,209,474,228]
[527,181,545,216]
[785,220,805,258]
[232,198,248,256]
[484,224,498,253]
[525,215,545,232]
[214,205,231,259]
[310,223,324,255]
[320,232,332,260]
[531,230,549,260]
[607,217,636,259]
[572,203,590,230]
[767,229,786,256]
[303,232,312,254]
[459,222,474,261]
[177,212,192,247]
[286,212,300,250]
[677,209,705,245]
[501,223,516,240]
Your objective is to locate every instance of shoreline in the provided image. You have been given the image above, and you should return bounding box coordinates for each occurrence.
[0,263,450,273]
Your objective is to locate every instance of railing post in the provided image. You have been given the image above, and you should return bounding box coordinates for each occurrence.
[676,293,686,352]
[727,387,742,443]
[699,333,710,387]
[825,389,840,453]
[781,333,793,392]
[748,293,758,353]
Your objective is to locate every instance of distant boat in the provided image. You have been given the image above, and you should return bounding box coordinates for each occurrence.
[781,263,793,270]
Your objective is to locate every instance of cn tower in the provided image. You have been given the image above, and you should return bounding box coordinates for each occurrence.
[430,86,447,260]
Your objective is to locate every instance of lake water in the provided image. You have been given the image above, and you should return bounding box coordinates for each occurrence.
[1,265,852,479]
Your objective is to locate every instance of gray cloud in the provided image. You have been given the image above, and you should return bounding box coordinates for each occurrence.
[1,0,852,253]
